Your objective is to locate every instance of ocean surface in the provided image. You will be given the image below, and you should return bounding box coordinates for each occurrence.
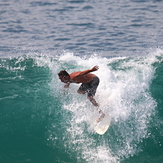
[1,0,163,163]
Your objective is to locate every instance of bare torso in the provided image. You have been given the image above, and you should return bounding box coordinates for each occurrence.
[70,71,96,83]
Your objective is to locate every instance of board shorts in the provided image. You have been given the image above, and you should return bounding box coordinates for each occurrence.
[78,76,100,97]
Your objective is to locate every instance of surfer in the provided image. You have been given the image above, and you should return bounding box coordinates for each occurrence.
[58,65,105,121]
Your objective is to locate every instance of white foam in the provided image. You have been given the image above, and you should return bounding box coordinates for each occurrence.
[45,51,161,162]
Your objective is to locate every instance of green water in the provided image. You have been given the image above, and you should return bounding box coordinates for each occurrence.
[1,52,163,163]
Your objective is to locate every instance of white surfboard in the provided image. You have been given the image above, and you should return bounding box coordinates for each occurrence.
[94,114,111,135]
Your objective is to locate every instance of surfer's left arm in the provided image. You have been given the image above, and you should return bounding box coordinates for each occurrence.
[79,65,99,76]
[64,82,70,88]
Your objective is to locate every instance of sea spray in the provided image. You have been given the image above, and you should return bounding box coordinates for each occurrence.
[47,52,157,162]
[1,51,160,162]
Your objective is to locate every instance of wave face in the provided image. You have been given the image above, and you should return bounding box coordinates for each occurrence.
[1,50,163,163]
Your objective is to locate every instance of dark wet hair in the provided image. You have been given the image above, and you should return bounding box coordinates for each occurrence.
[58,70,69,77]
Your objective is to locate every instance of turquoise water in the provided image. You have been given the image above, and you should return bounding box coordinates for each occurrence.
[1,0,163,162]
[1,51,163,162]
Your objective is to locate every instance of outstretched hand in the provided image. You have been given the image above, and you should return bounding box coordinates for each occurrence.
[92,65,99,71]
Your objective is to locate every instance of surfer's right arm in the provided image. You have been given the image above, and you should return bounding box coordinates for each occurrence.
[79,65,99,76]
[64,82,70,88]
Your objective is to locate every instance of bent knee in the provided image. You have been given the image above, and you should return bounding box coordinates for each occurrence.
[77,89,85,94]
